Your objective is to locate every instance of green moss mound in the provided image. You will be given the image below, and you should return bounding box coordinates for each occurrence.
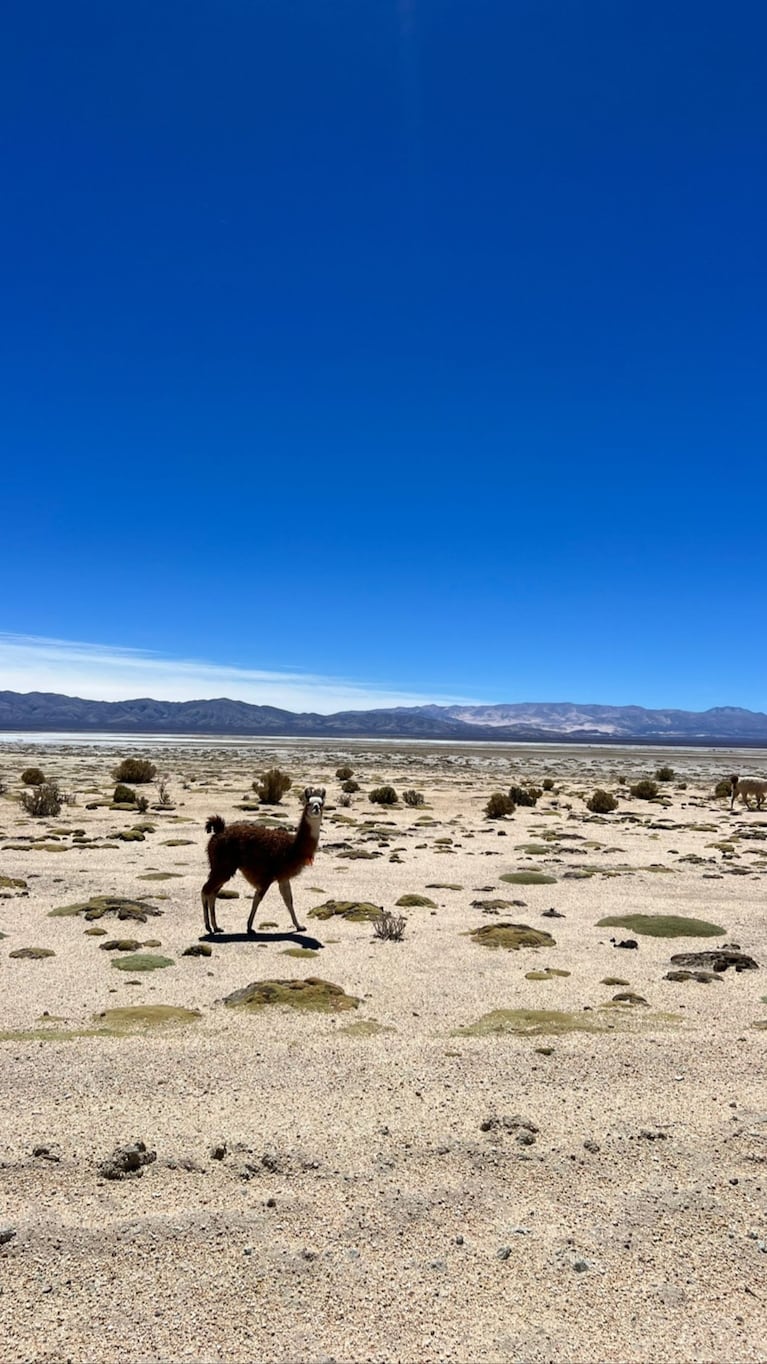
[0,875,27,890]
[223,977,360,1013]
[525,968,570,980]
[308,899,381,923]
[596,913,725,938]
[110,953,174,972]
[500,871,558,886]
[9,946,55,960]
[457,1005,681,1037]
[95,1005,202,1031]
[281,947,320,958]
[137,872,183,881]
[469,922,556,951]
[395,894,437,908]
[49,896,162,922]
[337,1019,395,1037]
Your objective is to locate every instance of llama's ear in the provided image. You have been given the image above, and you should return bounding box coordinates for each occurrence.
[303,787,312,804]
[319,787,326,800]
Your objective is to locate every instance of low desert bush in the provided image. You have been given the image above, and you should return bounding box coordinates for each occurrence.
[402,789,425,807]
[630,778,659,800]
[20,781,62,817]
[341,778,360,793]
[338,793,352,807]
[113,783,137,804]
[113,757,157,784]
[369,785,398,805]
[253,768,292,804]
[714,777,733,799]
[655,765,675,782]
[157,776,172,807]
[542,778,555,792]
[509,784,538,807]
[135,795,150,813]
[373,910,406,942]
[21,767,46,786]
[486,792,515,819]
[335,765,354,781]
[586,789,618,814]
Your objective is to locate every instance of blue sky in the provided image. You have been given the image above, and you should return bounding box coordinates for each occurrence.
[2,1,766,713]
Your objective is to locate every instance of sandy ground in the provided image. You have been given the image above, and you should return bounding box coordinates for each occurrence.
[0,736,766,1364]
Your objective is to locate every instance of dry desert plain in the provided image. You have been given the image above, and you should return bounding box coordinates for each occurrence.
[0,737,766,1364]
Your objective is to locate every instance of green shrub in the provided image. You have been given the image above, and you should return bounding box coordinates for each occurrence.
[509,785,538,807]
[485,792,515,819]
[336,765,354,781]
[21,767,46,786]
[714,777,733,799]
[369,785,398,805]
[20,781,62,817]
[113,784,137,805]
[655,765,675,782]
[630,779,659,800]
[542,778,555,792]
[402,789,425,807]
[338,793,352,807]
[253,768,292,804]
[113,758,157,784]
[586,789,618,814]
[135,795,149,813]
[341,778,360,793]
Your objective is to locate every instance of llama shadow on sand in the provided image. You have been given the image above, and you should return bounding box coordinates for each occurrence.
[199,929,325,950]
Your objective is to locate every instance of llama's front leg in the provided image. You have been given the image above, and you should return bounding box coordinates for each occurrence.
[246,887,266,934]
[278,879,305,933]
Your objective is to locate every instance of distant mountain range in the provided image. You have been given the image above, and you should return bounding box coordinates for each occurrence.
[1,690,767,745]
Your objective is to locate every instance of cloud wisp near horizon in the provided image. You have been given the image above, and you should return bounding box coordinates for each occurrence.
[0,633,478,714]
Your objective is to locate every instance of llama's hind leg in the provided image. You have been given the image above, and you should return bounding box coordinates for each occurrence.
[278,879,305,933]
[201,878,225,935]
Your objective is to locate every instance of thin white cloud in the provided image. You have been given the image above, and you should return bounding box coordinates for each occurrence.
[0,633,475,713]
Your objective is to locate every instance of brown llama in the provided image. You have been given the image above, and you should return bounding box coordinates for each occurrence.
[730,774,767,812]
[201,787,326,936]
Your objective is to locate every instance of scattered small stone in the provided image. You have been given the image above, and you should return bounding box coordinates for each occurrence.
[583,1140,601,1154]
[209,1142,227,1161]
[480,1114,539,1136]
[614,939,638,950]
[542,907,564,918]
[183,943,213,957]
[496,1245,512,1261]
[572,1257,592,1272]
[0,1227,17,1246]
[670,949,758,973]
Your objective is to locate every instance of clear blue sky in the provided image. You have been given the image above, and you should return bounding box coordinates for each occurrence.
[2,1,766,712]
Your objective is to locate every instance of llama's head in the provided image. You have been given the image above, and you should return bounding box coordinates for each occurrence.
[303,787,326,824]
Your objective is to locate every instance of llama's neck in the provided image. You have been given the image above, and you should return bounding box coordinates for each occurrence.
[295,811,322,859]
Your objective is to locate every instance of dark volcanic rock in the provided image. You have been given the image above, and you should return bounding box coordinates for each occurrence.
[670,950,758,973]
[98,1140,157,1180]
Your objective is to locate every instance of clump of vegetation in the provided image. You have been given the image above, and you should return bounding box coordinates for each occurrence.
[509,784,538,807]
[20,781,63,817]
[0,774,6,795]
[596,913,725,938]
[402,789,425,807]
[253,768,292,804]
[113,757,157,784]
[341,778,360,793]
[369,785,398,805]
[542,778,555,792]
[21,767,46,786]
[113,783,137,805]
[485,792,515,819]
[630,779,659,800]
[586,789,618,814]
[373,910,406,941]
[714,777,733,799]
[156,775,173,808]
[338,793,352,807]
[135,795,149,813]
[336,765,354,780]
[223,977,360,1013]
[655,765,675,782]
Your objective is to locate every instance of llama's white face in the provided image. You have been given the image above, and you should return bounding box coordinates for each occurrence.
[304,788,325,822]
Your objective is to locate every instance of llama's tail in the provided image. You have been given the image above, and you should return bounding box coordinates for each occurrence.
[205,815,226,835]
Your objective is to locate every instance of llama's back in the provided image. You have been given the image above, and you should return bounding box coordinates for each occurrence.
[206,819,298,884]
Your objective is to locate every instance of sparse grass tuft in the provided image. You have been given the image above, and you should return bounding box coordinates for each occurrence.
[373,910,406,941]
[113,758,157,784]
[253,768,292,804]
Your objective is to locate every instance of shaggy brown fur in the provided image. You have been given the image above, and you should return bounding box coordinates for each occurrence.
[201,787,325,935]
